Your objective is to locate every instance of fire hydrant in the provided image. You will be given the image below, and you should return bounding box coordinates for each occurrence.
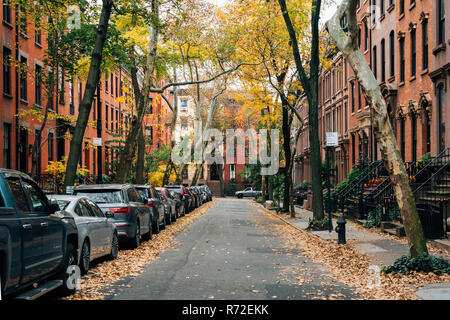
[335,214,346,244]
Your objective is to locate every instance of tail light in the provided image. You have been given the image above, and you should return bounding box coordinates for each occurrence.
[146,202,154,208]
[109,207,130,214]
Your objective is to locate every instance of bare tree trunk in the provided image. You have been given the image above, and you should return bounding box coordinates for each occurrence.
[282,101,291,212]
[114,0,159,183]
[261,175,266,204]
[136,126,145,184]
[327,0,427,257]
[218,164,224,197]
[278,0,324,219]
[162,68,179,186]
[64,0,113,189]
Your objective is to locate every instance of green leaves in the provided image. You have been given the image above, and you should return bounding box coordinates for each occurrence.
[383,254,450,275]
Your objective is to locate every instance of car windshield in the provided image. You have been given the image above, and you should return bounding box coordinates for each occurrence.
[56,199,70,210]
[75,190,123,204]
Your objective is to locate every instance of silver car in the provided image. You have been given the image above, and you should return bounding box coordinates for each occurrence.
[49,195,119,274]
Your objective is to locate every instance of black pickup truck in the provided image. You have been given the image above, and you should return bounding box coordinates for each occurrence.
[0,169,79,300]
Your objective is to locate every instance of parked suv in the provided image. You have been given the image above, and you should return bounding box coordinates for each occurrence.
[0,169,79,299]
[74,184,152,248]
[165,185,191,214]
[135,185,166,234]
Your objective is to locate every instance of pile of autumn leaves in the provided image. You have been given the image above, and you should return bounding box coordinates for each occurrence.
[262,209,450,300]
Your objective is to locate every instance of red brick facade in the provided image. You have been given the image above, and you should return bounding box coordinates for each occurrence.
[0,5,172,178]
[295,0,440,185]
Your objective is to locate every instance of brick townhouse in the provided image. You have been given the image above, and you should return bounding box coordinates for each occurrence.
[0,3,173,180]
[295,0,441,186]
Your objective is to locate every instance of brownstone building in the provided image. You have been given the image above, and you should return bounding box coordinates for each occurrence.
[294,0,437,185]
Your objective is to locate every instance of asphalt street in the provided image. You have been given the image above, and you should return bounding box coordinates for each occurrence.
[106,198,359,300]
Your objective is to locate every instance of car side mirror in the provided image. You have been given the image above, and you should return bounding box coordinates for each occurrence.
[48,199,60,214]
[105,211,114,218]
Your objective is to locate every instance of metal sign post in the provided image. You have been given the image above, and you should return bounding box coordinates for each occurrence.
[325,132,338,232]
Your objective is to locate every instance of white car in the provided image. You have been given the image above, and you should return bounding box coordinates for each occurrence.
[49,195,119,274]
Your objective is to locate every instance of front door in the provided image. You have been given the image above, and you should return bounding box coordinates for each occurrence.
[438,85,445,153]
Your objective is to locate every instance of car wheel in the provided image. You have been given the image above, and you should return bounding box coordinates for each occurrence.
[166,209,172,225]
[143,219,152,241]
[130,221,141,249]
[152,215,160,234]
[238,194,243,199]
[108,232,119,260]
[172,208,177,222]
[80,240,90,275]
[58,243,78,296]
[161,213,166,230]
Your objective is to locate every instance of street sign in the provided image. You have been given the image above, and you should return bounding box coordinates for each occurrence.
[66,186,74,195]
[93,137,102,146]
[326,132,338,147]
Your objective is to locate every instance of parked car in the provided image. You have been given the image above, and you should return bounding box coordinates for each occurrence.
[74,184,152,248]
[194,186,207,204]
[156,187,178,223]
[235,187,262,198]
[0,169,79,299]
[195,185,209,203]
[48,195,119,274]
[165,185,191,214]
[186,187,199,209]
[170,190,185,217]
[135,184,166,234]
[199,185,212,201]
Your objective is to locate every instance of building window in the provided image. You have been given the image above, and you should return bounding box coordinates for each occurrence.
[381,39,386,81]
[352,134,356,166]
[35,20,41,45]
[115,76,118,97]
[400,117,405,160]
[48,132,54,161]
[78,78,82,108]
[438,0,445,45]
[19,6,27,35]
[399,37,405,82]
[438,84,445,152]
[351,81,355,112]
[20,56,27,101]
[358,83,362,110]
[229,164,236,180]
[58,67,64,104]
[180,99,188,111]
[358,28,361,48]
[373,45,377,79]
[381,0,385,15]
[411,113,417,162]
[400,0,405,15]
[105,103,108,129]
[422,20,428,70]
[410,28,416,77]
[35,64,42,106]
[110,73,114,94]
[3,123,11,168]
[372,0,377,26]
[3,0,11,23]
[364,21,369,51]
[390,31,395,77]
[3,47,11,95]
[69,79,74,114]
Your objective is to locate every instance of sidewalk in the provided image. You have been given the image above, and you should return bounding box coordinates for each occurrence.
[268,205,450,300]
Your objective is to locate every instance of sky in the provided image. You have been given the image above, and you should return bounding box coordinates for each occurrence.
[205,0,343,24]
